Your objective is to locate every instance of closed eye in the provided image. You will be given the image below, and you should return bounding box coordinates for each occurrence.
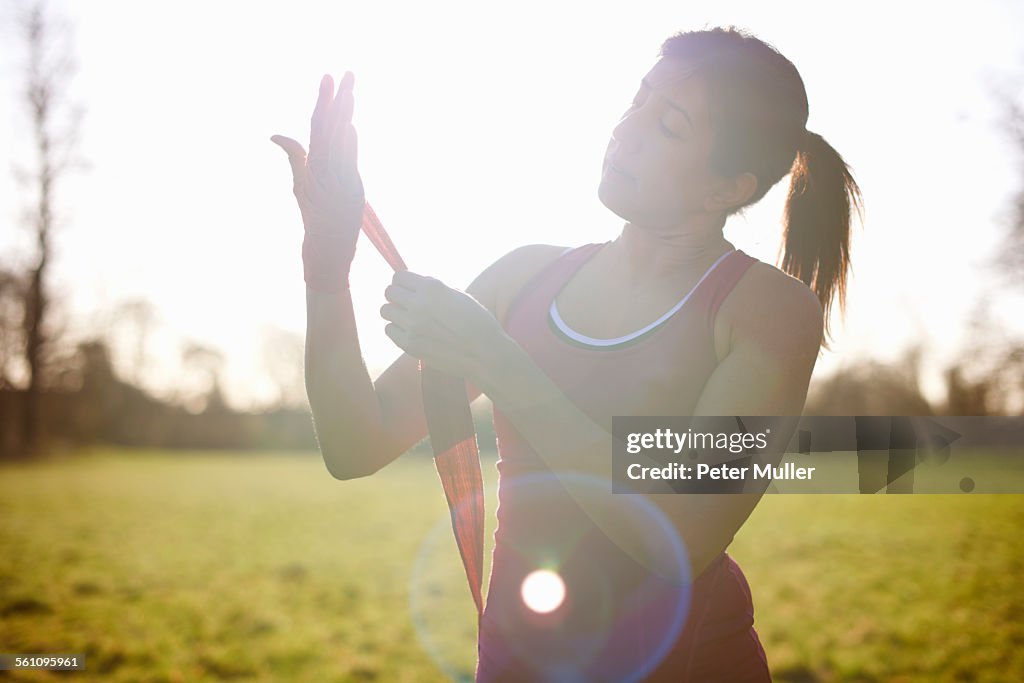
[658,121,681,139]
[627,90,682,139]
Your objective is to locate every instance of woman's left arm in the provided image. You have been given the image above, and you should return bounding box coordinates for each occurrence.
[382,269,824,578]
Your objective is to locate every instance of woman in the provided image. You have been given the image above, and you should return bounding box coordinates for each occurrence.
[272,26,861,683]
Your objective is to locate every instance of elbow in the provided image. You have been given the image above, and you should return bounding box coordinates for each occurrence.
[324,460,362,481]
[319,442,391,481]
[321,448,371,481]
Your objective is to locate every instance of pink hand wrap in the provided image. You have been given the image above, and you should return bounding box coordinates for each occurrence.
[358,202,486,622]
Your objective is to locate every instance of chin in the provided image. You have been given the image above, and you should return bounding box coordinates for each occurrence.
[597,177,638,223]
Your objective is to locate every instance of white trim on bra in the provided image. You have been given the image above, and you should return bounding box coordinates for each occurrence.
[549,249,735,347]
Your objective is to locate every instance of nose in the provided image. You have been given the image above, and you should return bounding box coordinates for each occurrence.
[610,108,642,153]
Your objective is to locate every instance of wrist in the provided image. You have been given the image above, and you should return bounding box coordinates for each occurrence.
[476,337,534,406]
[302,231,354,293]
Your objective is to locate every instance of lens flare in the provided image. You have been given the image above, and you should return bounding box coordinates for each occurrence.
[408,506,484,682]
[478,472,693,683]
[410,471,692,683]
[520,569,566,614]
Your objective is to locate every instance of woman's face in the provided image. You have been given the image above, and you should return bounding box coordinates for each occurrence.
[599,58,727,228]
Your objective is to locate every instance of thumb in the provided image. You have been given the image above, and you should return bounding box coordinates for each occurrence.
[271,135,307,188]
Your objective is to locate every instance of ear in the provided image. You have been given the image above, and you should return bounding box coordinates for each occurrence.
[704,172,759,213]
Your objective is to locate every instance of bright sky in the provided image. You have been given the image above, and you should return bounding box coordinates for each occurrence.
[1,0,1022,408]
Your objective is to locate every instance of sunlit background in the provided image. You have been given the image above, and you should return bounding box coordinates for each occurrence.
[2,0,1023,410]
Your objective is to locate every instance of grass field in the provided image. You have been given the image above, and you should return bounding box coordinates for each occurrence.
[1,448,1023,682]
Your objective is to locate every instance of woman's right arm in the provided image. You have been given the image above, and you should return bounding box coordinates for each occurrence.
[274,73,562,479]
[272,72,420,479]
[304,242,551,479]
[305,242,564,480]
[304,288,424,479]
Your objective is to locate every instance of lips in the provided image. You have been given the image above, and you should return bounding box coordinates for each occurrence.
[607,162,635,180]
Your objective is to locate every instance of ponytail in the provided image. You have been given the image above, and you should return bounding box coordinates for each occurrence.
[780,131,863,346]
[657,29,863,346]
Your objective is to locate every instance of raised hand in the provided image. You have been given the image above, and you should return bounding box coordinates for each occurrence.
[272,72,364,291]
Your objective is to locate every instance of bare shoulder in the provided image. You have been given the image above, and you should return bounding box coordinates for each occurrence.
[466,244,570,326]
[715,260,824,360]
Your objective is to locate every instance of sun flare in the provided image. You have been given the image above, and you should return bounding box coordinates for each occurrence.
[520,569,567,614]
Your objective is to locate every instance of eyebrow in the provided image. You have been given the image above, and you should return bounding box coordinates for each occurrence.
[640,78,694,130]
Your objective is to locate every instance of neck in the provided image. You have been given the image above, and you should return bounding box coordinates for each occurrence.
[606,218,734,289]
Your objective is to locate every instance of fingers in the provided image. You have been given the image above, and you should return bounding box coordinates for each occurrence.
[311,74,334,143]
[382,309,459,347]
[331,124,359,185]
[308,74,334,174]
[381,280,460,345]
[379,302,411,327]
[384,282,415,307]
[329,72,357,183]
[383,321,468,373]
[392,270,434,290]
[328,72,355,141]
[270,135,307,188]
[332,71,355,116]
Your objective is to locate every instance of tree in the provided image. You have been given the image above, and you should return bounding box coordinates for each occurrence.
[12,0,84,455]
[260,326,306,409]
[181,341,226,413]
[112,298,158,389]
[0,268,25,390]
[995,100,1024,281]
[804,346,935,417]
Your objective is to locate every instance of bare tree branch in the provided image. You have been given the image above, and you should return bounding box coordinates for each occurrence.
[10,0,85,456]
[993,78,1024,283]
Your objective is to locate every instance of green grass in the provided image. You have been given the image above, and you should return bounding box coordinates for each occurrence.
[1,448,1022,682]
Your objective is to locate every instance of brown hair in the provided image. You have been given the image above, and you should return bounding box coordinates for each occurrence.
[660,27,863,343]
